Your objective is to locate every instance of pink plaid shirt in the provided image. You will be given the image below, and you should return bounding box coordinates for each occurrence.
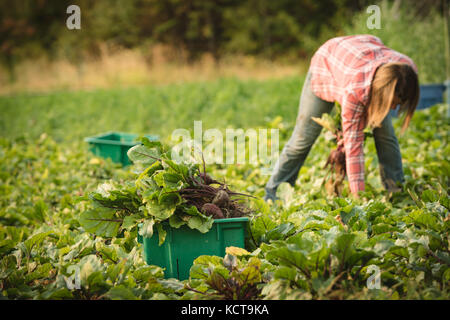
[309,35,418,195]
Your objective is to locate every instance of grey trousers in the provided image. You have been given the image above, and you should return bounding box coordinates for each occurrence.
[264,71,405,201]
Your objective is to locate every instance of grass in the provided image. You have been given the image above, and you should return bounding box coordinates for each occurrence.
[0,47,305,96]
[0,76,305,144]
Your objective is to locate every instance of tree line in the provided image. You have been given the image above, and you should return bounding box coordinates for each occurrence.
[0,0,444,81]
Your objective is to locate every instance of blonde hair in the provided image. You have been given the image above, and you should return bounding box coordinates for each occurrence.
[367,62,419,133]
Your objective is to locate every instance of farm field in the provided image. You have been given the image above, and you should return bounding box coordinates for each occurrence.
[0,77,449,300]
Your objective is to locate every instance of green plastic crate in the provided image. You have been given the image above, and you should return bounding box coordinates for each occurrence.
[84,131,159,166]
[137,217,249,280]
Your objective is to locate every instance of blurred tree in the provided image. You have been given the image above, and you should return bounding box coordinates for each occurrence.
[0,0,69,82]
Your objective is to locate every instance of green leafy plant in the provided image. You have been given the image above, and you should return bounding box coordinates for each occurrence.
[79,138,254,244]
[0,78,448,300]
[184,248,264,300]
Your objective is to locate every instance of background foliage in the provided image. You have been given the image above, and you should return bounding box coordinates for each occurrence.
[0,0,447,83]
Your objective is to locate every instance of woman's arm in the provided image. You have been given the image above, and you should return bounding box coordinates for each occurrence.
[341,90,367,196]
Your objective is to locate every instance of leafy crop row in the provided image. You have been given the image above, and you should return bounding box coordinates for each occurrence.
[0,104,448,300]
